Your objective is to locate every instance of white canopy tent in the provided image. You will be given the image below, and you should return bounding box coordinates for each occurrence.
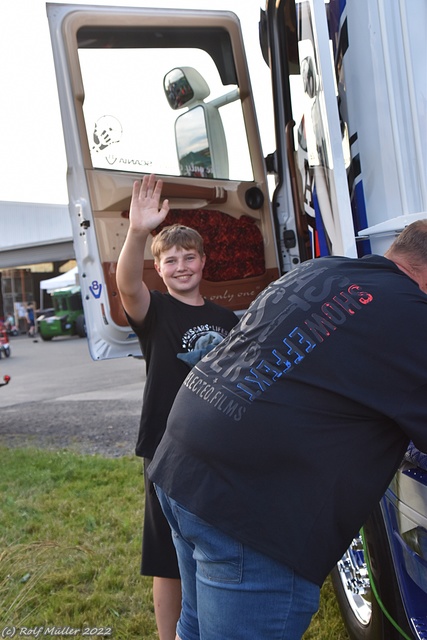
[39,266,78,308]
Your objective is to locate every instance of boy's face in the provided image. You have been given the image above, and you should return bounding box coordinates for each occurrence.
[155,245,206,296]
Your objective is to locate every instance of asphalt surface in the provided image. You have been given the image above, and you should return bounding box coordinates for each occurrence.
[0,333,145,457]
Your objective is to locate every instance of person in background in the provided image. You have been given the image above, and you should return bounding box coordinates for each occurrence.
[116,174,238,640]
[5,313,17,335]
[149,219,427,640]
[26,303,36,337]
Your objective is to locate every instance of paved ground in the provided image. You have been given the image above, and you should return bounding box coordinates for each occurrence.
[0,333,145,457]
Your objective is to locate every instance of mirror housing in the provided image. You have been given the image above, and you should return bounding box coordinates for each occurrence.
[164,67,210,110]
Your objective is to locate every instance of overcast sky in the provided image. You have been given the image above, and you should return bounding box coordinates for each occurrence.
[0,0,273,205]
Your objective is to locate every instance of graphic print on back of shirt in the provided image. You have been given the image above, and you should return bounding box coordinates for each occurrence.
[181,262,374,420]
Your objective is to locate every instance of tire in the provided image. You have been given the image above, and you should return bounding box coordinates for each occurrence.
[4,347,10,358]
[40,334,53,341]
[331,502,412,640]
[76,314,86,338]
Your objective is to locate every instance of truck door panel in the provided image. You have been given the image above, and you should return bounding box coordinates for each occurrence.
[47,4,280,359]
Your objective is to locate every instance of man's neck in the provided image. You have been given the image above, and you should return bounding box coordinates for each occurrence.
[387,257,414,280]
[385,251,427,293]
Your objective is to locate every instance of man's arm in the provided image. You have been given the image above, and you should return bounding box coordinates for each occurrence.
[116,174,169,324]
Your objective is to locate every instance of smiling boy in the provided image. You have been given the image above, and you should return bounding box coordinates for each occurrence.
[116,174,238,640]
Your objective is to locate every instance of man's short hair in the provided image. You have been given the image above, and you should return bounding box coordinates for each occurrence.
[387,219,427,268]
[151,224,204,264]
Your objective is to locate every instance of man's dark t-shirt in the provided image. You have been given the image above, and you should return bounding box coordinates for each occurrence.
[149,255,427,585]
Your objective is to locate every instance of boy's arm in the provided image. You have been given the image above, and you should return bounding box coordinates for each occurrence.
[116,175,169,324]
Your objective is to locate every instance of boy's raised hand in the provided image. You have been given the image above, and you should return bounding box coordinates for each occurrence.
[129,174,170,234]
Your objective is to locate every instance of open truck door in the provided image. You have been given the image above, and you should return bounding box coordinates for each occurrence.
[261,0,358,264]
[47,1,361,362]
[264,0,427,261]
[46,3,285,360]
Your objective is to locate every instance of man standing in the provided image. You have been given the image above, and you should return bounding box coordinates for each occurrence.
[150,219,427,640]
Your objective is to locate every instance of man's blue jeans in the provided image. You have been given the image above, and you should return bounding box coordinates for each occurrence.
[156,487,320,640]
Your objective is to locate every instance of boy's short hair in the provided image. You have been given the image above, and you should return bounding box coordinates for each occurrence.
[151,224,204,263]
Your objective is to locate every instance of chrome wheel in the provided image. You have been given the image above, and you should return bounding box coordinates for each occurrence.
[335,534,372,627]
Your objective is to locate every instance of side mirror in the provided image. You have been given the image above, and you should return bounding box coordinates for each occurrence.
[163,67,210,110]
[164,66,229,178]
[175,104,229,179]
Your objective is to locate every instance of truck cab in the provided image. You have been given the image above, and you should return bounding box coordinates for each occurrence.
[47,1,426,637]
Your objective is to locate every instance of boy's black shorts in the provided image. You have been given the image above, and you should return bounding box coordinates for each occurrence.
[141,458,180,579]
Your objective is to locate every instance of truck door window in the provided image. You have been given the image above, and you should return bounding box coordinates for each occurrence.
[78,41,253,181]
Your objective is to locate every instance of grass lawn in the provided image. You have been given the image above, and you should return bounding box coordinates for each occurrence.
[0,447,349,639]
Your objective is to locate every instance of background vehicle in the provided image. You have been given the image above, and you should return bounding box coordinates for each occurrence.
[38,286,86,341]
[47,0,426,637]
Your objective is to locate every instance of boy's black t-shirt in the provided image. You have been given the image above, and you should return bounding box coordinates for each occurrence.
[149,255,427,586]
[129,291,238,459]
